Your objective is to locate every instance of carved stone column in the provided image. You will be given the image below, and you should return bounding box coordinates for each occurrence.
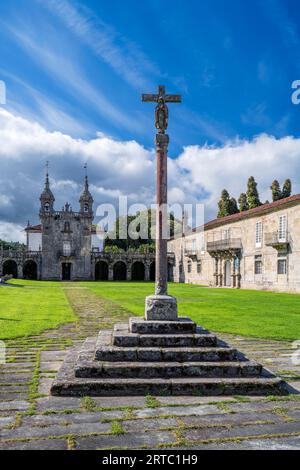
[237,257,241,289]
[232,256,236,288]
[17,264,23,279]
[214,258,219,286]
[108,265,113,281]
[219,258,223,287]
[145,263,150,281]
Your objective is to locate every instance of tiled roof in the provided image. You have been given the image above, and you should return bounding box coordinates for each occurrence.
[25,224,42,232]
[201,193,300,232]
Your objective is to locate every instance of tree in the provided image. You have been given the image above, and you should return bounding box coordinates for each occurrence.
[218,190,231,218]
[0,239,25,250]
[247,176,261,209]
[104,209,180,251]
[238,193,249,212]
[229,197,239,214]
[270,180,282,202]
[282,179,292,199]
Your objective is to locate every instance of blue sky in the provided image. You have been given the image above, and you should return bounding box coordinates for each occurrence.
[1,0,299,152]
[1,0,300,241]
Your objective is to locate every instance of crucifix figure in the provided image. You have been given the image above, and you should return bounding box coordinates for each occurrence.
[142,85,181,320]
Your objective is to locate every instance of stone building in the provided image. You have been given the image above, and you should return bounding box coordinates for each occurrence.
[168,194,300,293]
[0,172,175,281]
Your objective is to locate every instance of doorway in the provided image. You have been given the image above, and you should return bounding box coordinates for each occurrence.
[62,263,71,281]
[225,260,231,287]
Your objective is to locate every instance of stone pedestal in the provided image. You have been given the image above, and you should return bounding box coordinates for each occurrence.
[145,295,178,321]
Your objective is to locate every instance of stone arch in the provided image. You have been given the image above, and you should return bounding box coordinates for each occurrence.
[131,261,145,281]
[150,261,155,281]
[23,260,38,280]
[2,260,18,278]
[95,260,109,281]
[113,261,127,281]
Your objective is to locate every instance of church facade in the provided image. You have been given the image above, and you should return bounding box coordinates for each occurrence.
[168,194,300,293]
[0,172,160,282]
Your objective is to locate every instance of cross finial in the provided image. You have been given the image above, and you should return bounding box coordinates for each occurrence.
[44,161,50,189]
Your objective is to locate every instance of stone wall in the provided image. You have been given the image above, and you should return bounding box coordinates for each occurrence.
[168,201,300,293]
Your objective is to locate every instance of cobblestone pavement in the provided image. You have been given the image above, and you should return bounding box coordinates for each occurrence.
[0,286,300,450]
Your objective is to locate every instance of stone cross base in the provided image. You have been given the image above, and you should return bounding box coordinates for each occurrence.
[145,295,178,321]
[50,315,286,397]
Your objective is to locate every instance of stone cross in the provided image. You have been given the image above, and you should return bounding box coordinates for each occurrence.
[142,85,181,321]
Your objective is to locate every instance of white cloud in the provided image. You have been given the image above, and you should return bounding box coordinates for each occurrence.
[0,195,13,207]
[1,108,300,241]
[42,0,159,89]
[0,222,26,243]
[177,134,300,218]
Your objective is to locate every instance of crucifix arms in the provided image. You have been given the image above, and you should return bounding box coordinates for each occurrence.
[142,85,182,104]
[142,85,181,134]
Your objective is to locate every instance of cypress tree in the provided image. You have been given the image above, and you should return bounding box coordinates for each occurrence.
[247,176,261,209]
[217,189,231,218]
[282,179,292,199]
[229,197,239,214]
[238,193,249,212]
[270,180,282,202]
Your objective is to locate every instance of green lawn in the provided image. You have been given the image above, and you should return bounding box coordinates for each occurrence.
[1,280,299,341]
[83,282,300,341]
[0,280,76,340]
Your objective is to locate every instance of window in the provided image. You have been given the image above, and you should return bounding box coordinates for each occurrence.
[179,263,183,274]
[84,204,89,213]
[197,261,202,274]
[254,255,262,275]
[279,215,287,241]
[187,261,192,273]
[63,242,71,257]
[278,259,287,275]
[44,202,50,212]
[255,221,262,247]
[223,229,230,240]
[64,222,70,232]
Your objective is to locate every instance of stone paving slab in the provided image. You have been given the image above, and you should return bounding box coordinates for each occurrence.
[0,439,68,450]
[75,431,175,450]
[182,436,300,450]
[0,286,299,450]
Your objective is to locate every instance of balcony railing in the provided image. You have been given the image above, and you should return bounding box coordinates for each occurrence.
[207,238,242,253]
[57,251,76,258]
[265,231,289,248]
[184,249,200,258]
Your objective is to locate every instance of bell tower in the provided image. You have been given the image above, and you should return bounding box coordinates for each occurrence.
[79,164,93,218]
[40,162,55,216]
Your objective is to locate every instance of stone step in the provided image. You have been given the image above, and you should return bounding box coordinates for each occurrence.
[75,360,262,379]
[94,345,238,362]
[129,317,197,335]
[52,374,285,397]
[113,324,217,348]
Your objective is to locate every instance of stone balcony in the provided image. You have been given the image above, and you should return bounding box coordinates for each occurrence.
[207,238,242,256]
[265,231,290,251]
[57,251,76,260]
[184,249,200,260]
